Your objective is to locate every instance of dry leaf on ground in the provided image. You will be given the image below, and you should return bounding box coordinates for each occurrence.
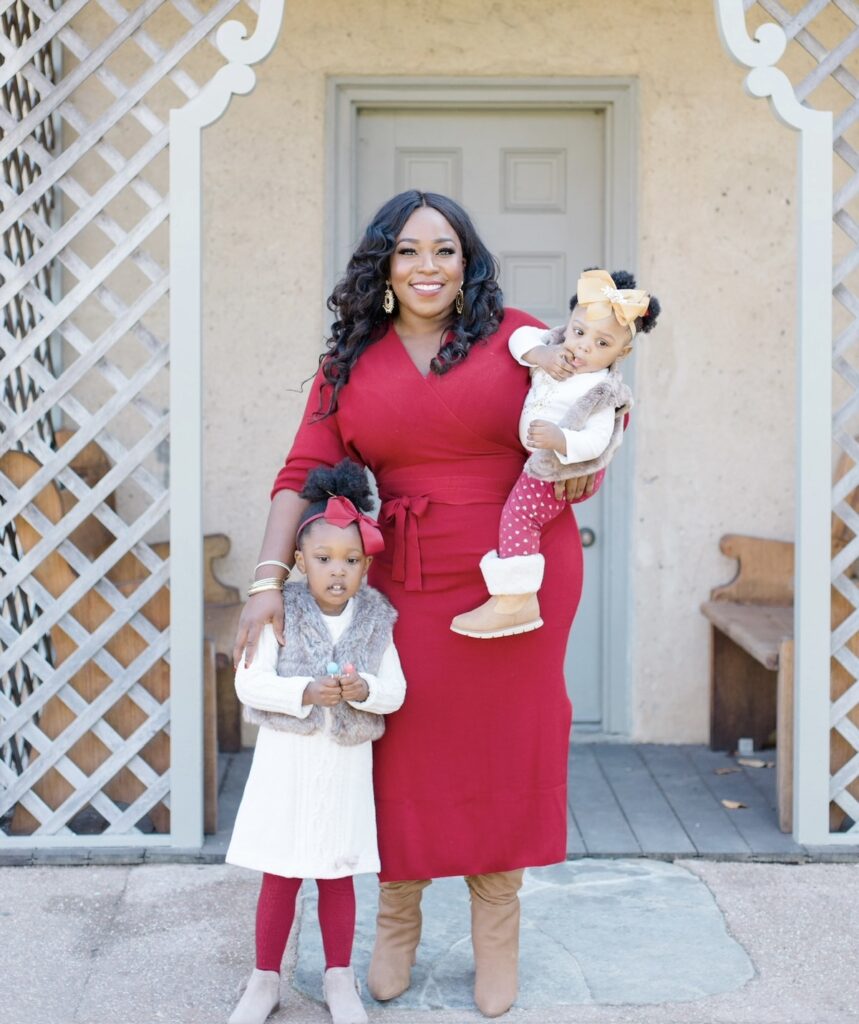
[721,799,747,810]
[714,767,742,775]
[737,758,769,768]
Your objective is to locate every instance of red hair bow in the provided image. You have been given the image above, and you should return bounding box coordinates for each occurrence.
[315,495,385,555]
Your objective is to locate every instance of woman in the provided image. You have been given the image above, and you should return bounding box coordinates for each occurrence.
[234,191,600,1019]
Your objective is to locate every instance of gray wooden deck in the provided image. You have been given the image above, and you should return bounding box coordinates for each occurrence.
[207,744,859,863]
[567,742,858,860]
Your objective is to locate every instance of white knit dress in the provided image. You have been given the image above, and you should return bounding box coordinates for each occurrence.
[226,601,406,879]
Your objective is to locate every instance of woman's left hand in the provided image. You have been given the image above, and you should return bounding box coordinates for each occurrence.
[339,671,370,703]
[554,474,598,502]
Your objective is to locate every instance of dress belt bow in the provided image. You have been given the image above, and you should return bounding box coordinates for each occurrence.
[380,495,429,591]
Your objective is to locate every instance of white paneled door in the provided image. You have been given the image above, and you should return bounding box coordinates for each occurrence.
[355,105,610,728]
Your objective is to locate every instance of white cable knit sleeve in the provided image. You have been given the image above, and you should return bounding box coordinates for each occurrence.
[557,405,616,464]
[508,325,548,365]
[347,640,407,715]
[234,624,314,719]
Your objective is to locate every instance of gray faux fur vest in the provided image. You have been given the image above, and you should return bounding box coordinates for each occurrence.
[243,582,397,746]
[524,324,633,483]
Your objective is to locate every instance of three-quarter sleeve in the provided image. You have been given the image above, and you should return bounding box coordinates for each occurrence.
[271,364,353,498]
[558,406,615,464]
[347,641,407,716]
[234,625,314,719]
[508,325,547,365]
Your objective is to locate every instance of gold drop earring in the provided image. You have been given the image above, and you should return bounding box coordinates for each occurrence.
[455,287,464,315]
[383,282,395,315]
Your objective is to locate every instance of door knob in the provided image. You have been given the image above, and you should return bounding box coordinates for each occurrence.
[580,527,596,548]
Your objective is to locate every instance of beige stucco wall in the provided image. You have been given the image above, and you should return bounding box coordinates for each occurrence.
[201,0,797,741]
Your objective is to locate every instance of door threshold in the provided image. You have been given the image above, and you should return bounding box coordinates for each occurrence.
[570,730,630,744]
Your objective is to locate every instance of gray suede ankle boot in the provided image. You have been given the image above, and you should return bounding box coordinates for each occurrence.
[228,968,280,1024]
[322,966,368,1024]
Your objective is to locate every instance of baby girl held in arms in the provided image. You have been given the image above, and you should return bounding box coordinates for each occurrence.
[451,268,661,639]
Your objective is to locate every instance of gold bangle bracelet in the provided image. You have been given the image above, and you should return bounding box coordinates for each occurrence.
[249,576,285,587]
[247,582,284,597]
[255,559,291,573]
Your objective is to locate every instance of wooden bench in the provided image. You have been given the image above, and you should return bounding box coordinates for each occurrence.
[703,508,859,833]
[701,535,795,831]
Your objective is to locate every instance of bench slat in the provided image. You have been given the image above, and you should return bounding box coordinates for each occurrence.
[701,601,793,670]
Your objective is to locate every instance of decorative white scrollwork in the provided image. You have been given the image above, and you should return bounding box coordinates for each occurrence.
[217,0,286,65]
[715,0,821,131]
[175,0,286,133]
[715,0,787,68]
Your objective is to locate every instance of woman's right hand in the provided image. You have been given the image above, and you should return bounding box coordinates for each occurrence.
[233,590,286,669]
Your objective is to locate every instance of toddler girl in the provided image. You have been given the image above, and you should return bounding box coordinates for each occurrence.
[227,459,406,1024]
[451,268,661,639]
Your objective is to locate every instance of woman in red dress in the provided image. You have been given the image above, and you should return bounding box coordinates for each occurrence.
[234,191,601,1019]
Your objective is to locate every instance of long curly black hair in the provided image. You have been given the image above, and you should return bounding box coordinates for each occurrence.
[296,459,374,546]
[570,269,662,335]
[317,191,504,418]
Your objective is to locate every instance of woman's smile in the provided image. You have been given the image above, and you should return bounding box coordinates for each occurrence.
[388,206,465,325]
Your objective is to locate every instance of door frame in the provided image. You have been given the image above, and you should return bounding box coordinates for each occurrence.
[326,76,638,735]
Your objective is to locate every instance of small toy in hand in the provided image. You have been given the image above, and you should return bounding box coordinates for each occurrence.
[326,661,361,702]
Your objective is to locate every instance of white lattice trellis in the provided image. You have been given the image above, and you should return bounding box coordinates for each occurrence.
[717,0,859,842]
[0,0,280,847]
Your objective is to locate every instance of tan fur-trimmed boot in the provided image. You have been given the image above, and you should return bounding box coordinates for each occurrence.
[451,552,545,639]
[367,879,432,1001]
[465,869,525,1018]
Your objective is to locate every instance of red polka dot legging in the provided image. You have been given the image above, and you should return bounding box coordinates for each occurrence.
[498,470,567,557]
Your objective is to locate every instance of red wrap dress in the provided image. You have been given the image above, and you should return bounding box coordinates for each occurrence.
[273,308,599,883]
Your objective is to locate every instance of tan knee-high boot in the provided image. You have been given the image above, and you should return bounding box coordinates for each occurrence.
[367,879,431,1001]
[465,869,524,1018]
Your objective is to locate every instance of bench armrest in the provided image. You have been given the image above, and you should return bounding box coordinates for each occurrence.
[711,534,794,605]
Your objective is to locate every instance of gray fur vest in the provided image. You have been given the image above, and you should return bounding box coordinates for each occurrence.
[524,324,633,483]
[243,582,397,746]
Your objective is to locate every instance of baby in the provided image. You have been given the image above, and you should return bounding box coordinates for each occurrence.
[451,268,661,639]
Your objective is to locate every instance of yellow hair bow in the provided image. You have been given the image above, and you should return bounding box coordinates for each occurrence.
[576,269,650,338]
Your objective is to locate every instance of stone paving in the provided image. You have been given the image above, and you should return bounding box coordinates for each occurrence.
[295,861,754,1010]
[2,859,858,1023]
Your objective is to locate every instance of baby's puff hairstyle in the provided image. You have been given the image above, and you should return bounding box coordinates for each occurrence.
[296,459,375,545]
[570,269,662,335]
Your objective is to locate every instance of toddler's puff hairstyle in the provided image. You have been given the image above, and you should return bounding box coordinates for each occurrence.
[570,269,662,335]
[296,459,374,545]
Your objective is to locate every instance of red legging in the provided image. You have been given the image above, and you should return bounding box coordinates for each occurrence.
[255,873,356,972]
[498,470,567,557]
